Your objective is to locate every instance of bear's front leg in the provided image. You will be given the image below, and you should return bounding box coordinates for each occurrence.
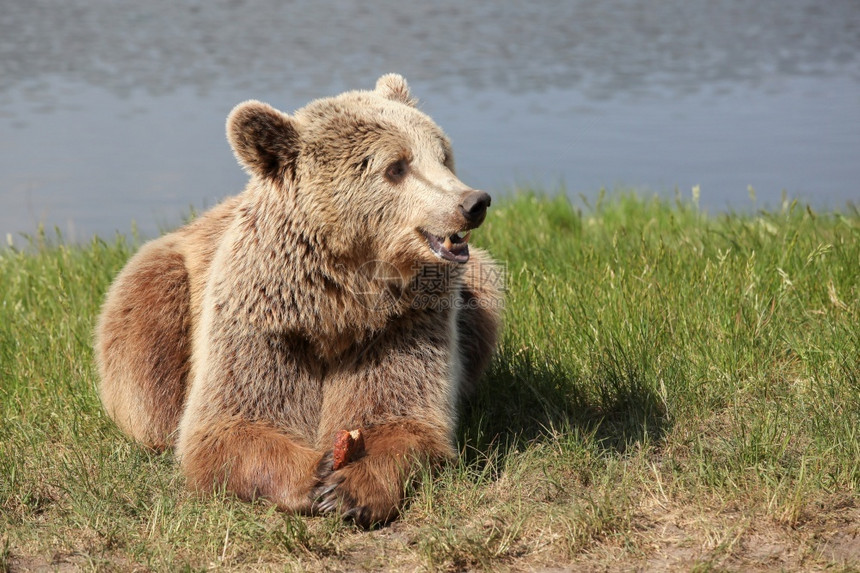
[176,297,329,512]
[308,301,462,526]
[180,418,323,513]
[312,420,454,527]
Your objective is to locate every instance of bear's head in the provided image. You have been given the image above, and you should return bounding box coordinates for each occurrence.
[226,74,491,276]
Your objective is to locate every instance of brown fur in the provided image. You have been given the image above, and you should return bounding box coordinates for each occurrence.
[95,74,503,526]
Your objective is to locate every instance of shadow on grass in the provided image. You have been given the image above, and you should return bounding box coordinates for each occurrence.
[459,345,670,461]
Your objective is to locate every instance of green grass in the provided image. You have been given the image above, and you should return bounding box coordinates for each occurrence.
[2,191,859,571]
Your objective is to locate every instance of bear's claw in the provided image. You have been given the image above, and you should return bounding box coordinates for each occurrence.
[342,505,375,528]
[310,453,386,528]
[311,474,374,526]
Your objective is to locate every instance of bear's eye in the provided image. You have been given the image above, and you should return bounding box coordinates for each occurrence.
[385,158,409,183]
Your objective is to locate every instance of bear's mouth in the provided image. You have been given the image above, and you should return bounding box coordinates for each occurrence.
[420,230,471,264]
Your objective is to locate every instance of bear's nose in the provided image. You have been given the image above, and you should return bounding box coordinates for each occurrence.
[459,190,492,227]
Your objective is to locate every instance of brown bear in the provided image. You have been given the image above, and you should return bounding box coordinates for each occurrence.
[95,74,503,527]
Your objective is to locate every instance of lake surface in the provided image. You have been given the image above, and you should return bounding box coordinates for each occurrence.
[2,0,859,242]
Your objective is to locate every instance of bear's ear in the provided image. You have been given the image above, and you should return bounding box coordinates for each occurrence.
[226,100,301,181]
[375,73,417,107]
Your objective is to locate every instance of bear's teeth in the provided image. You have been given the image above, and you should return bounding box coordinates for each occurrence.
[461,231,471,244]
[442,236,453,252]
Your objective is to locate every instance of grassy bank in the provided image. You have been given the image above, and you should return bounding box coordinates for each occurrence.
[1,192,858,571]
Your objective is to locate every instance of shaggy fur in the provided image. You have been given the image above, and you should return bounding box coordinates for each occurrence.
[95,74,503,527]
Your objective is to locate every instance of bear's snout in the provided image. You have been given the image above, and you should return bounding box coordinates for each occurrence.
[459,191,492,228]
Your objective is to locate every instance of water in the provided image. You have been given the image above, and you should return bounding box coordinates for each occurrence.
[1,0,859,242]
